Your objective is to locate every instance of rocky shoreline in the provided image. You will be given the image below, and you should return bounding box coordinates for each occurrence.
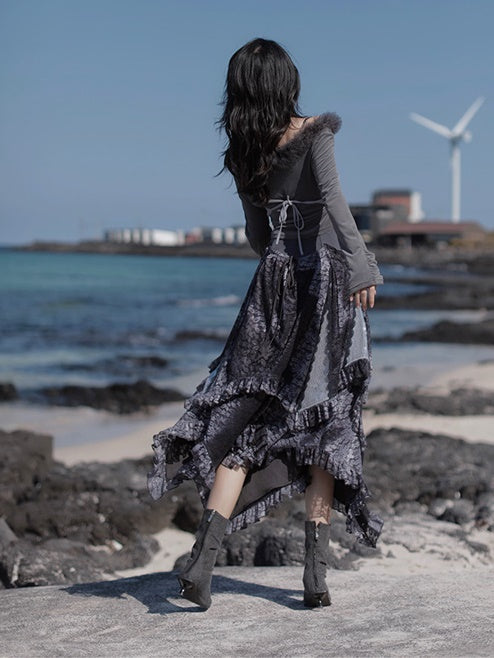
[1,420,493,588]
[1,379,186,414]
[366,386,494,415]
[2,317,494,419]
[10,240,258,260]
[2,358,494,418]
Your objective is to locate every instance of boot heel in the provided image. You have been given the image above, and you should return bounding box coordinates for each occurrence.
[177,576,208,608]
[303,590,331,607]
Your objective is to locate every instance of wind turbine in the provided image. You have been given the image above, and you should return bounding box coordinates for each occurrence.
[410,97,485,223]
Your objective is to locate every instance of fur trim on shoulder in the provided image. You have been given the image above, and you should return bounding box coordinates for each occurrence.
[272,111,342,168]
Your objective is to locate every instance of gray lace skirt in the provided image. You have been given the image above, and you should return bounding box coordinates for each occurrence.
[147,242,384,547]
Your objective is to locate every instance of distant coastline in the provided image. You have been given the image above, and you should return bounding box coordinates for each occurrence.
[9,239,258,259]
[6,238,494,272]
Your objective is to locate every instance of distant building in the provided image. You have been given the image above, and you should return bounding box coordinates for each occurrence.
[183,225,247,246]
[376,220,486,248]
[104,228,185,246]
[372,189,425,224]
[232,225,248,245]
[185,227,204,244]
[223,227,236,244]
[347,191,425,243]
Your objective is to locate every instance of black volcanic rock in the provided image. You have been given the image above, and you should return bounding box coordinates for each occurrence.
[2,423,494,587]
[0,529,159,588]
[60,354,169,373]
[367,387,494,415]
[0,382,18,401]
[36,379,184,413]
[0,429,200,586]
[174,329,228,342]
[118,355,169,368]
[400,318,494,345]
[0,429,54,518]
[1,456,194,545]
[363,427,494,517]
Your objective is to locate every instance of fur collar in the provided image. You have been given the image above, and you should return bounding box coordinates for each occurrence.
[272,111,342,168]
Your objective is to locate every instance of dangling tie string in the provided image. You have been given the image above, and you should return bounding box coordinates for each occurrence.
[275,197,291,246]
[292,204,305,256]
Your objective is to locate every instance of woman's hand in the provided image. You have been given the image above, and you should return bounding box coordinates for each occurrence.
[350,285,376,310]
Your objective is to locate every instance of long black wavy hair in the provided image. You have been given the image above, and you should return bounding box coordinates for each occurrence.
[215,38,306,205]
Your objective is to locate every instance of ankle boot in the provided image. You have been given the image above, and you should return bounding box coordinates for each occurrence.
[177,507,229,609]
[303,520,332,607]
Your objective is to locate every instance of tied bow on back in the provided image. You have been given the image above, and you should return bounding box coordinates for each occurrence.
[268,196,325,256]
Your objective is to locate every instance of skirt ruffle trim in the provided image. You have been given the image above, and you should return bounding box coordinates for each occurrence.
[147,359,382,548]
[186,373,293,413]
[185,356,372,424]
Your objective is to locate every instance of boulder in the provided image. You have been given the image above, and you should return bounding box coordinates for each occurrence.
[0,429,199,587]
[367,387,494,416]
[0,533,159,588]
[364,427,494,520]
[400,318,494,345]
[36,379,184,413]
[0,382,18,401]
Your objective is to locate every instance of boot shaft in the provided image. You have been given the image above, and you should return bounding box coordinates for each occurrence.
[304,520,331,552]
[178,507,230,609]
[183,508,230,575]
[303,520,331,597]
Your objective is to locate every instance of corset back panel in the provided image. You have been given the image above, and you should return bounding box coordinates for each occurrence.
[264,149,339,256]
[269,229,339,257]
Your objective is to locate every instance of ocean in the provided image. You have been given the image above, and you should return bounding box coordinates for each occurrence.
[1,249,493,397]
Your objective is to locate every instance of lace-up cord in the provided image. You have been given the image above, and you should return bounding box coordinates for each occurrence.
[268,196,325,256]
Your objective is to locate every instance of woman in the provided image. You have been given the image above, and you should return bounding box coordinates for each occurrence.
[147,37,384,610]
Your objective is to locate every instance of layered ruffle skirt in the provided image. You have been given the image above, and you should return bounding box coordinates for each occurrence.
[147,243,384,547]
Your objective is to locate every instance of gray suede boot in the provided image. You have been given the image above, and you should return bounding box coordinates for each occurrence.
[303,520,332,607]
[177,507,230,609]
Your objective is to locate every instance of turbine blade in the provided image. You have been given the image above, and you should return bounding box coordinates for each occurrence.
[410,112,452,138]
[452,96,485,135]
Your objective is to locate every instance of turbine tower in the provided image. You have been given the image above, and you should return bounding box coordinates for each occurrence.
[410,97,484,223]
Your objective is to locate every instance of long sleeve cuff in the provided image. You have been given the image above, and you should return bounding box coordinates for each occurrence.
[310,127,385,296]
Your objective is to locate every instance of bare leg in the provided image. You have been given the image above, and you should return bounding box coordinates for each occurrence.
[206,463,249,519]
[305,465,335,525]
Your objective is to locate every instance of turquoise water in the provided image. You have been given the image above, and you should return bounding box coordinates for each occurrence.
[1,249,492,394]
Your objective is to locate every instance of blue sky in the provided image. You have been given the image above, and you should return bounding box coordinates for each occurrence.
[1,0,493,245]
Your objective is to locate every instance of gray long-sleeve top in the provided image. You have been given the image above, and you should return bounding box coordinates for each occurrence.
[236,112,384,296]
